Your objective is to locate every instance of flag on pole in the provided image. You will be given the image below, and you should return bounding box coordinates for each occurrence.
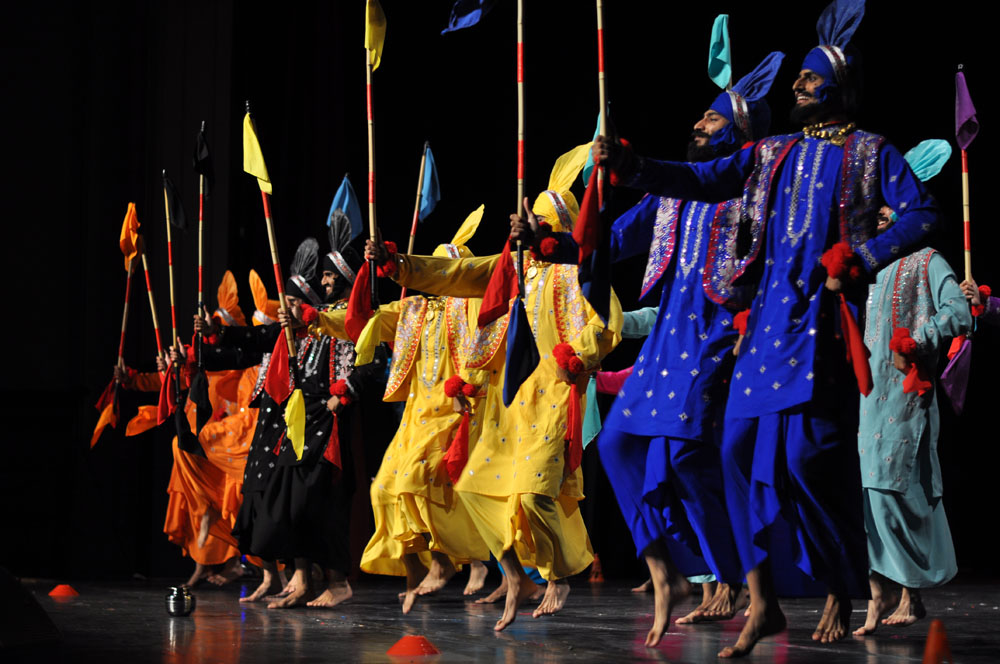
[441,0,496,35]
[708,14,732,89]
[120,202,140,271]
[502,297,539,406]
[284,389,306,460]
[162,172,187,231]
[418,146,440,221]
[328,175,364,240]
[365,0,387,70]
[193,125,214,194]
[955,70,979,150]
[243,113,272,193]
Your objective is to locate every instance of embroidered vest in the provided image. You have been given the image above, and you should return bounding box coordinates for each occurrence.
[891,248,937,336]
[639,197,682,300]
[383,297,428,401]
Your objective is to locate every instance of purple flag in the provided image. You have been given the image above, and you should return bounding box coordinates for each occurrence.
[940,336,972,415]
[955,71,979,151]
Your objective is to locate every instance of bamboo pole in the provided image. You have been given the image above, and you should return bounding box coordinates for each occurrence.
[515,0,525,296]
[197,123,205,369]
[596,0,607,209]
[400,142,430,300]
[162,172,178,350]
[962,148,972,281]
[117,254,136,372]
[366,49,379,308]
[139,241,166,377]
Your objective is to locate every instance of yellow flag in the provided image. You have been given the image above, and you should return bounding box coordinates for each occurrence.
[354,310,383,366]
[364,0,386,71]
[243,113,272,194]
[284,389,306,460]
[119,202,140,271]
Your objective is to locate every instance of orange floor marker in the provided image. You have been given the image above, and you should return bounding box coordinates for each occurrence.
[48,584,79,597]
[588,553,605,583]
[387,635,440,656]
[922,619,953,664]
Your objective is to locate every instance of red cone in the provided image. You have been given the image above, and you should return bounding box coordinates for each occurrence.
[48,584,79,597]
[387,635,440,656]
[922,619,953,664]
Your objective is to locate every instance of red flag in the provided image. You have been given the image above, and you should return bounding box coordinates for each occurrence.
[564,384,584,474]
[95,379,117,411]
[573,167,601,263]
[478,247,517,329]
[323,414,342,469]
[442,411,470,485]
[157,369,177,425]
[838,293,873,397]
[345,262,374,343]
[263,332,292,404]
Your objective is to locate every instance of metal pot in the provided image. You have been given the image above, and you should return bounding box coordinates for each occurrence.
[165,586,195,617]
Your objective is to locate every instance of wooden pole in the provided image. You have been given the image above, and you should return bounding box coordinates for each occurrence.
[197,121,206,368]
[596,0,607,209]
[140,244,166,377]
[366,49,379,309]
[261,189,296,358]
[117,254,136,372]
[515,0,525,296]
[962,148,972,281]
[162,172,178,350]
[400,142,429,300]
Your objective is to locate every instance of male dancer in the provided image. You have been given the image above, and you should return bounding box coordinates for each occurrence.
[513,48,783,646]
[369,151,623,629]
[595,0,938,654]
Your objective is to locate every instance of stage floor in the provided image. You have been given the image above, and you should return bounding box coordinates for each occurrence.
[11,576,1000,662]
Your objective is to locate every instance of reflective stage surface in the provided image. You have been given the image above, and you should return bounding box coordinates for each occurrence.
[10,577,1000,662]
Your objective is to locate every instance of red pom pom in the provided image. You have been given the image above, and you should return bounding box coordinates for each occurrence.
[299,303,319,324]
[203,333,219,345]
[567,356,585,374]
[330,379,350,397]
[899,337,917,355]
[552,343,576,368]
[444,375,467,398]
[461,383,478,398]
[821,242,855,281]
[980,284,992,299]
[339,395,352,406]
[539,237,559,257]
[733,310,750,336]
[848,264,863,282]
[889,327,917,356]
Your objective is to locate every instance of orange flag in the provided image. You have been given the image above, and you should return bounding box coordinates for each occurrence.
[91,400,117,448]
[126,405,160,436]
[120,202,141,271]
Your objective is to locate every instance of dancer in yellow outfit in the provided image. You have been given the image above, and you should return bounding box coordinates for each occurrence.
[367,144,623,629]
[310,208,495,612]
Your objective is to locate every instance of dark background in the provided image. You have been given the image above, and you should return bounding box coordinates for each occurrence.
[2,0,996,583]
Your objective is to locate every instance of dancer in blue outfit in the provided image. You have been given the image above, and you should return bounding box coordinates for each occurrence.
[514,20,783,646]
[594,0,939,656]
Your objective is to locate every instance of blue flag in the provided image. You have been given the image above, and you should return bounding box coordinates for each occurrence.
[581,113,602,187]
[328,175,363,240]
[419,147,441,222]
[441,0,496,35]
[502,298,539,406]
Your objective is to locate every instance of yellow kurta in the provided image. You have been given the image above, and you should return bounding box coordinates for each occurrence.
[313,297,490,576]
[392,252,623,579]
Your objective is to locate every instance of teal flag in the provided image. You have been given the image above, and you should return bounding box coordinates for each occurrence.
[581,113,601,187]
[708,14,732,90]
[582,374,602,449]
[418,147,440,221]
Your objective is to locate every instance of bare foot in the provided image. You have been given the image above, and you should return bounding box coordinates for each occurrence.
[881,588,925,627]
[645,566,691,646]
[494,572,538,632]
[207,558,245,586]
[476,577,507,604]
[267,583,312,609]
[463,560,488,596]
[853,576,898,636]
[415,554,457,596]
[675,582,714,624]
[307,579,353,608]
[632,578,652,593]
[718,601,786,658]
[401,554,428,615]
[183,562,212,588]
[196,510,219,549]
[680,583,743,623]
[240,568,282,603]
[533,579,570,618]
[812,593,851,643]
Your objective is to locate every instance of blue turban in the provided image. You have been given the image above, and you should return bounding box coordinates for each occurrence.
[801,0,865,104]
[708,51,785,151]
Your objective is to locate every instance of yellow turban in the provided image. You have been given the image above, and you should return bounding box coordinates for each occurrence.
[432,204,484,258]
[531,142,591,232]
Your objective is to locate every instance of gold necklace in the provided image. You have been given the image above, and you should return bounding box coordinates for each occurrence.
[802,122,857,147]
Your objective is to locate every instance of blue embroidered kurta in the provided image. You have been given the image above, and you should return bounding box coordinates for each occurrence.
[600,195,737,440]
[630,131,938,417]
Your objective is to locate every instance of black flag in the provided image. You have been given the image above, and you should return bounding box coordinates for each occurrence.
[193,124,214,195]
[162,172,187,231]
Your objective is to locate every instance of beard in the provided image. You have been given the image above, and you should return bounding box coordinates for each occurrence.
[686,131,738,162]
[789,93,844,125]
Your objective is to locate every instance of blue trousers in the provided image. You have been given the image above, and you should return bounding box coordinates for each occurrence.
[722,400,867,598]
[599,427,743,584]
